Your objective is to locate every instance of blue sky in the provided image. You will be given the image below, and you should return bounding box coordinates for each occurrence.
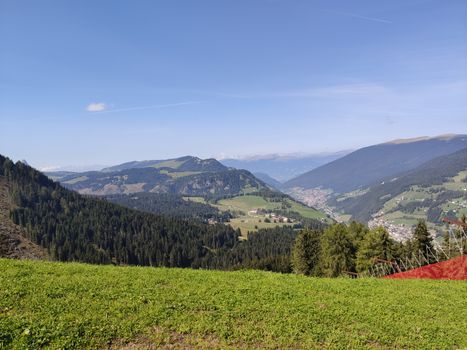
[1,0,466,169]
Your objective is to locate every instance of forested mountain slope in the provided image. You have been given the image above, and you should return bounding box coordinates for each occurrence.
[284,134,467,193]
[0,177,47,259]
[105,192,229,222]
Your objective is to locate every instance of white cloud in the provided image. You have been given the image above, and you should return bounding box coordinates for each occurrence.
[86,102,107,112]
[38,165,62,172]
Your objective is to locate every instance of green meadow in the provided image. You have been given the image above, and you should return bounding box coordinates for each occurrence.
[1,259,466,349]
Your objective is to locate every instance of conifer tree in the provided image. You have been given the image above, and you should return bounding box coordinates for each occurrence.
[291,229,321,276]
[319,223,356,277]
[412,219,434,264]
[356,227,395,272]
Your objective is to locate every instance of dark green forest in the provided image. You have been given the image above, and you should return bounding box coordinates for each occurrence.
[105,192,231,222]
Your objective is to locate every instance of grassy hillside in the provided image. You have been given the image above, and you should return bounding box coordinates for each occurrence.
[213,195,329,236]
[1,259,466,350]
[284,134,467,193]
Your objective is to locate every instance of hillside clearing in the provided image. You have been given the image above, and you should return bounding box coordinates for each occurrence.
[1,259,466,350]
[212,195,328,235]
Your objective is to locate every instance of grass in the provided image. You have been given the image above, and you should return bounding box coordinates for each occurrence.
[215,195,326,220]
[1,259,466,350]
[287,200,327,220]
[215,195,276,212]
[182,196,207,204]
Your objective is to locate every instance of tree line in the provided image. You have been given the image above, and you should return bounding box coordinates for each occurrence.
[292,219,466,277]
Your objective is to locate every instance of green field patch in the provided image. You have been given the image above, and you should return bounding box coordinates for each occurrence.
[215,195,278,212]
[384,210,425,227]
[287,200,327,220]
[182,196,207,204]
[228,217,292,235]
[451,170,467,183]
[1,259,466,350]
[382,188,434,213]
[212,195,328,235]
[336,188,369,202]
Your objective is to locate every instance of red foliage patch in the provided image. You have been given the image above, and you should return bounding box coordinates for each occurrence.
[384,255,467,280]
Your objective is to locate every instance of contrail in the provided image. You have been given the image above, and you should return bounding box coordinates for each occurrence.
[327,10,392,24]
[93,101,205,114]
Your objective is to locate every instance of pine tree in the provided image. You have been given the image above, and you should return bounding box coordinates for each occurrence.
[461,214,467,254]
[356,227,395,272]
[412,220,434,265]
[347,221,369,248]
[291,229,321,276]
[440,230,456,260]
[319,224,356,277]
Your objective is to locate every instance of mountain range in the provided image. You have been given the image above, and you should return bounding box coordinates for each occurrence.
[30,133,467,240]
[48,156,267,198]
[279,134,467,238]
[283,134,467,193]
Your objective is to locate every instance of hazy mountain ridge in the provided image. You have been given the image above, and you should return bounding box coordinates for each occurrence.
[221,151,350,182]
[101,156,227,173]
[284,134,467,193]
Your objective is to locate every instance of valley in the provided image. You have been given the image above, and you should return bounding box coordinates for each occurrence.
[48,155,330,236]
[3,3,467,349]
[282,136,467,240]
